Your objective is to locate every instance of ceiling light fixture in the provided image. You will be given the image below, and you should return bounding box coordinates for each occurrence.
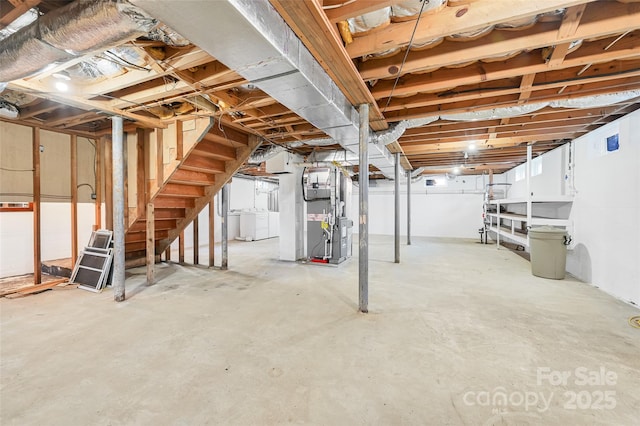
[453,167,461,175]
[468,143,477,151]
[55,81,69,92]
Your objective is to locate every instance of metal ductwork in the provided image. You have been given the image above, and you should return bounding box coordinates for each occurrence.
[0,0,157,83]
[248,143,285,164]
[373,116,440,146]
[131,0,397,179]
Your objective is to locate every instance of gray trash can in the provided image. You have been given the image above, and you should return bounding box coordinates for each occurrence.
[528,226,570,279]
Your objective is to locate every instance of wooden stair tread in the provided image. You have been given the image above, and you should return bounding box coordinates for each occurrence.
[193,139,237,160]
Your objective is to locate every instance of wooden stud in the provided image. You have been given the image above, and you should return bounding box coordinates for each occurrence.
[104,137,113,230]
[164,246,171,262]
[32,127,41,285]
[146,203,155,285]
[176,120,184,160]
[208,197,215,267]
[156,128,164,185]
[94,137,103,231]
[193,216,199,265]
[70,135,78,262]
[179,231,185,264]
[136,128,146,216]
[123,133,129,228]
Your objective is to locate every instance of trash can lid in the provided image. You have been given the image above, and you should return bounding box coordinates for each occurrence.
[529,226,567,238]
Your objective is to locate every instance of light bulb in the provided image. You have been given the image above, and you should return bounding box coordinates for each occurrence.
[55,81,68,92]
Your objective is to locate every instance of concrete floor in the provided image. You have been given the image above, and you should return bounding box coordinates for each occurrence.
[1,236,639,425]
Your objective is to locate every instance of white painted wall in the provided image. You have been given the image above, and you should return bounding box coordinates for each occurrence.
[0,203,98,277]
[353,175,487,239]
[500,109,640,305]
[505,144,567,199]
[567,110,639,305]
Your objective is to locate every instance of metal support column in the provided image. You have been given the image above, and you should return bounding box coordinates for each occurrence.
[526,144,533,246]
[358,104,369,313]
[394,152,400,263]
[221,184,229,270]
[112,116,126,302]
[407,170,411,246]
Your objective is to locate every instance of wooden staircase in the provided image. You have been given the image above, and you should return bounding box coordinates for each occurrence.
[124,119,260,262]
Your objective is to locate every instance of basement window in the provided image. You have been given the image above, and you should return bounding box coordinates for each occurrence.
[531,156,543,177]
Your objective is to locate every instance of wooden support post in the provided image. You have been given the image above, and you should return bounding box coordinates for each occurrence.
[94,137,103,230]
[70,135,78,262]
[208,197,215,267]
[136,129,146,217]
[143,129,154,198]
[164,246,171,262]
[179,231,185,264]
[104,137,113,230]
[32,127,41,285]
[221,185,229,270]
[146,203,155,285]
[176,120,184,161]
[156,129,164,185]
[193,216,199,265]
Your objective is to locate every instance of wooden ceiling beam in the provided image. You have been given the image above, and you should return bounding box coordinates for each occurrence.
[548,4,588,67]
[0,116,96,139]
[380,65,640,112]
[7,80,166,128]
[45,111,102,129]
[325,0,404,23]
[372,34,640,100]
[359,2,640,81]
[400,128,584,146]
[0,0,40,29]
[346,0,595,59]
[401,135,569,153]
[18,99,60,119]
[400,121,592,144]
[270,0,389,131]
[383,79,640,122]
[405,116,597,140]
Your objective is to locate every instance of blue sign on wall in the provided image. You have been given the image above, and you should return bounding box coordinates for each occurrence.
[606,134,619,152]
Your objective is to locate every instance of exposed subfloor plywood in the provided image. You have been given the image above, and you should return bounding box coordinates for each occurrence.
[1,236,639,425]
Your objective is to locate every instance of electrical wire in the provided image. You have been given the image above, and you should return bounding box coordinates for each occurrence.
[77,183,95,193]
[103,50,152,72]
[382,0,428,113]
